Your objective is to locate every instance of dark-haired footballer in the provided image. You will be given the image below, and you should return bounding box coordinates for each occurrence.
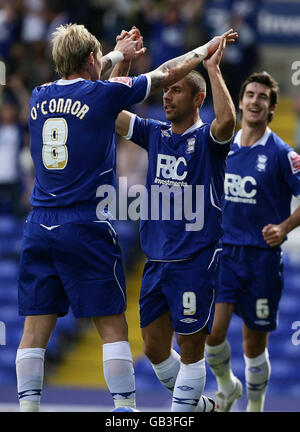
[205,71,300,412]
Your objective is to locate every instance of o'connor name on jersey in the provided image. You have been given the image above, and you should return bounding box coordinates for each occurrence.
[30,98,90,120]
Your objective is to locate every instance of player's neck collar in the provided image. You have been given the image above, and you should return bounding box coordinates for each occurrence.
[235,126,271,148]
[180,119,203,136]
[56,78,85,85]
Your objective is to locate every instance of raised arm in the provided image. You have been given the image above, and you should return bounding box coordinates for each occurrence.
[101,27,146,80]
[148,29,238,96]
[203,36,236,142]
[115,29,238,138]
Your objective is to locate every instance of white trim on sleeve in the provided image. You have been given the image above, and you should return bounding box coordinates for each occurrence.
[123,114,136,140]
[209,127,233,145]
[142,73,152,102]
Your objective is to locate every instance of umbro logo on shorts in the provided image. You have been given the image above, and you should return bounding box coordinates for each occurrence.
[180,318,198,323]
[254,320,271,325]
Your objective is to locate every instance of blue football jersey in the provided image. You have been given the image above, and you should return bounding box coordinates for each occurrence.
[126,115,231,261]
[222,127,300,248]
[29,75,150,214]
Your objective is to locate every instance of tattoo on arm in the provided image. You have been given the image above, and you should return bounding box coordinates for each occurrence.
[100,57,131,80]
[110,61,131,78]
[149,52,199,93]
[100,57,113,79]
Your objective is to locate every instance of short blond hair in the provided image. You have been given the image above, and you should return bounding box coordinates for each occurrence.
[52,23,101,77]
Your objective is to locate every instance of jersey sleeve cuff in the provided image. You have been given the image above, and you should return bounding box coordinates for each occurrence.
[123,114,136,140]
[209,127,233,145]
[141,73,152,102]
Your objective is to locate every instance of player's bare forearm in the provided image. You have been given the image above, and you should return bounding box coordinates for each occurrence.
[110,60,131,79]
[149,51,202,96]
[262,204,300,246]
[116,110,133,137]
[276,205,300,236]
[281,204,300,233]
[209,66,236,141]
[100,56,113,80]
[148,29,238,96]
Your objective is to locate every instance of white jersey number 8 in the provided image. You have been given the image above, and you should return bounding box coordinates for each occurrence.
[42,118,68,170]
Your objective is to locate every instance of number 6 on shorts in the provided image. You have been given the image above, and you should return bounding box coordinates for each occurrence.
[256,298,269,319]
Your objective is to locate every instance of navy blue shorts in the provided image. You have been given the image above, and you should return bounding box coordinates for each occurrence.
[139,243,222,335]
[216,244,284,331]
[18,208,126,318]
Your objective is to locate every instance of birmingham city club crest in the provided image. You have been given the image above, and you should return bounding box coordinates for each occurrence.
[256,154,268,172]
[186,138,195,154]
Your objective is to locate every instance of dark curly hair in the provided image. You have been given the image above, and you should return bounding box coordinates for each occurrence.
[239,71,279,123]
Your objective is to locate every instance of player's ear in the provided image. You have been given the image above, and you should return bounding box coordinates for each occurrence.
[195,92,205,108]
[270,104,277,115]
[87,52,94,66]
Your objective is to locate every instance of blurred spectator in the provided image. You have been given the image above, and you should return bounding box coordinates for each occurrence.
[221,2,259,107]
[100,0,135,46]
[0,101,25,217]
[0,1,19,61]
[4,73,30,125]
[21,0,47,44]
[182,0,206,51]
[74,0,111,43]
[201,0,259,107]
[44,0,70,43]
[143,0,187,69]
[19,39,55,90]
